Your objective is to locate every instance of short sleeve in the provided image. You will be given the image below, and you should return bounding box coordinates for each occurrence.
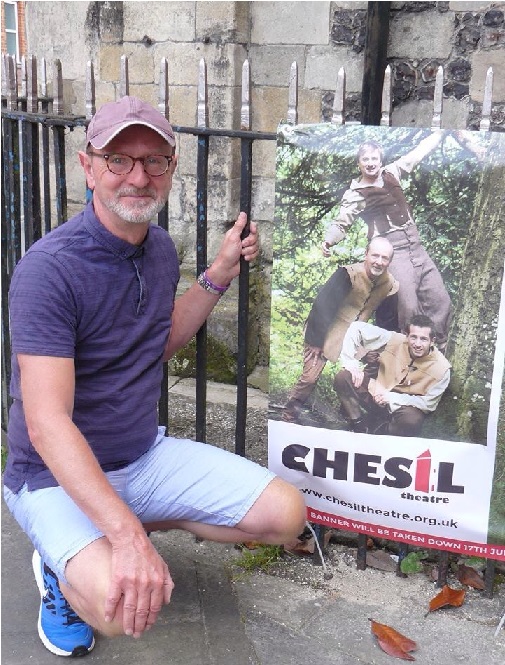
[9,251,78,358]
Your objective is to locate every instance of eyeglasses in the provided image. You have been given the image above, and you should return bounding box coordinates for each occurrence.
[87,152,174,177]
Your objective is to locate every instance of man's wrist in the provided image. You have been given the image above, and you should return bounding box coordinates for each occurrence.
[197,269,230,296]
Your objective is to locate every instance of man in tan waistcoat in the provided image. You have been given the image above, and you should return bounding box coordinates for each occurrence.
[282,236,398,424]
[334,314,451,436]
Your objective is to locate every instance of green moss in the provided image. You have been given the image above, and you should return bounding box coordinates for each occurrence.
[168,335,239,384]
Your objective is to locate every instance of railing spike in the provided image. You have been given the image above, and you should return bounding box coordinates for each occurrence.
[431,66,443,129]
[241,59,251,131]
[158,58,170,121]
[197,58,208,129]
[40,58,47,98]
[26,55,38,113]
[380,65,392,127]
[53,60,64,115]
[331,67,346,125]
[287,61,298,125]
[120,55,129,98]
[4,54,17,110]
[85,61,96,119]
[480,67,493,132]
[20,55,27,99]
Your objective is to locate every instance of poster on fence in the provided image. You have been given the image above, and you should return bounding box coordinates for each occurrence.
[268,123,505,561]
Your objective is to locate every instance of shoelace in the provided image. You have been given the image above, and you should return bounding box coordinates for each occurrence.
[43,569,86,626]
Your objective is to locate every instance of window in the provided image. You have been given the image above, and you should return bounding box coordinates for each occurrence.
[3,1,21,60]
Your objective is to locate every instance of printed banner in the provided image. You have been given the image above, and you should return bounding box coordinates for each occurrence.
[268,124,505,560]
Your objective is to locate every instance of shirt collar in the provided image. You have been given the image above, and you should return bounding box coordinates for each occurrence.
[82,201,149,259]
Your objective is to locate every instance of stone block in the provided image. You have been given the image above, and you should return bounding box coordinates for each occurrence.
[251,87,290,132]
[196,1,250,43]
[440,96,472,130]
[25,2,90,80]
[98,45,123,83]
[449,1,494,10]
[388,12,454,59]
[251,177,276,224]
[249,45,307,87]
[167,85,198,126]
[470,51,505,102]
[333,1,368,8]
[153,42,201,86]
[118,44,156,84]
[391,98,440,128]
[298,88,325,123]
[252,140,277,179]
[305,46,363,93]
[251,1,331,45]
[123,1,195,42]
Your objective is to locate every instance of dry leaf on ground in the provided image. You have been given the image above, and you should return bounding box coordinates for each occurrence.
[457,564,485,590]
[366,549,397,572]
[369,619,417,661]
[427,584,466,614]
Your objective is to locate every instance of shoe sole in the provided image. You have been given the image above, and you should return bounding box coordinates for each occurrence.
[32,551,95,657]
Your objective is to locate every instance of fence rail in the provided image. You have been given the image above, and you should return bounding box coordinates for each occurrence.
[1,52,498,595]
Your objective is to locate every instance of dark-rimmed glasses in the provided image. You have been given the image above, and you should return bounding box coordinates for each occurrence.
[87,152,174,177]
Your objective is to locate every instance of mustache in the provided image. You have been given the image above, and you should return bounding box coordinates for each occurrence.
[117,187,157,198]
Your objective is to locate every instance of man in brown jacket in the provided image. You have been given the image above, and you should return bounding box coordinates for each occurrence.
[282,236,398,424]
[334,314,450,436]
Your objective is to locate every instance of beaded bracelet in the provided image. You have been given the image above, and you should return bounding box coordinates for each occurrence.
[197,269,230,296]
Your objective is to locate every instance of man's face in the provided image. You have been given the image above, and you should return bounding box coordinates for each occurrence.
[358,148,382,179]
[364,239,393,279]
[407,325,434,359]
[80,125,176,226]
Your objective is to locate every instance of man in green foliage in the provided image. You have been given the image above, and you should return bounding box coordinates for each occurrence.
[322,132,452,352]
[282,236,398,424]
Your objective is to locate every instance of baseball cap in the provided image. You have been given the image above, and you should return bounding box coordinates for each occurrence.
[86,95,176,149]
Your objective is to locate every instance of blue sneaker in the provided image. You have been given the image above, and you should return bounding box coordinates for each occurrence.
[32,550,95,657]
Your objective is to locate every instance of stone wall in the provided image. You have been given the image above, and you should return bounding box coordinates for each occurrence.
[22,1,505,376]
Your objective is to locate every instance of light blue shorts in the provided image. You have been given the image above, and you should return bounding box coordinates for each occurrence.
[3,428,276,584]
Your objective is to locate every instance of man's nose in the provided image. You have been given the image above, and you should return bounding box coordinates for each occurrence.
[126,159,151,186]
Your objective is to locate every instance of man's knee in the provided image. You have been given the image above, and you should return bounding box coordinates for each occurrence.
[389,406,424,437]
[251,477,306,543]
[333,369,351,393]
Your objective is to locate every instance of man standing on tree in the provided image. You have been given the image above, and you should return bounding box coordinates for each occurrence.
[334,315,451,436]
[282,236,398,424]
[322,132,452,352]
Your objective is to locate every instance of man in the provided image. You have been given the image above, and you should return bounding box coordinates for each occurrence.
[282,236,398,423]
[3,96,306,657]
[321,133,452,352]
[334,315,451,436]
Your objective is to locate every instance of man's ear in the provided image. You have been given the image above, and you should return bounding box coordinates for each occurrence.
[78,151,96,191]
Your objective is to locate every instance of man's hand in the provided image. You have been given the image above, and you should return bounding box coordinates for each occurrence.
[104,536,174,638]
[321,241,331,257]
[306,345,323,366]
[348,366,364,388]
[207,212,258,286]
[372,389,391,407]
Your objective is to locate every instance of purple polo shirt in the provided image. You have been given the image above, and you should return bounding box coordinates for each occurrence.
[4,202,180,492]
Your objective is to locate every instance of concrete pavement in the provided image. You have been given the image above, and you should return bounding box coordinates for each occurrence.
[2,379,504,664]
[3,495,505,665]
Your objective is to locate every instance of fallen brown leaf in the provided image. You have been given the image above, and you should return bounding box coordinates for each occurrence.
[428,584,466,613]
[366,549,397,572]
[457,564,485,590]
[369,619,417,661]
[284,531,332,557]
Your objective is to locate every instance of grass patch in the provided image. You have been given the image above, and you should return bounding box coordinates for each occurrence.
[231,544,284,579]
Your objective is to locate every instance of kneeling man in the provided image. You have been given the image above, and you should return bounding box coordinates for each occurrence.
[334,315,450,436]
